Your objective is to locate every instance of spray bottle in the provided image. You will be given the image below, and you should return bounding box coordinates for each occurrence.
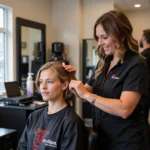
[26,73,34,96]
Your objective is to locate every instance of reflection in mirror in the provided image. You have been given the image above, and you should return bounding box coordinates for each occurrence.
[82,39,98,84]
[86,40,99,67]
[82,39,99,119]
[16,17,46,87]
[21,26,41,76]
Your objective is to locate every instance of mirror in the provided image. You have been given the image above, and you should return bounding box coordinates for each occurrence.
[82,39,98,119]
[16,17,46,86]
[82,39,98,83]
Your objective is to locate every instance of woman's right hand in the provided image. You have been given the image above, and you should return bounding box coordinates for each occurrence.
[62,62,76,80]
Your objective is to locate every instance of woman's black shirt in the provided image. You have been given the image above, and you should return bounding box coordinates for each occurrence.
[87,50,149,150]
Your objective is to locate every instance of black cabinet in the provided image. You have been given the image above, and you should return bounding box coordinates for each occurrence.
[0,102,47,143]
[0,128,17,150]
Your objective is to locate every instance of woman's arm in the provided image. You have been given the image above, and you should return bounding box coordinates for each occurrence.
[85,83,92,93]
[85,90,141,119]
[69,60,148,119]
[69,80,141,119]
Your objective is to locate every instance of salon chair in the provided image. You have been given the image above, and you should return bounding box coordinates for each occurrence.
[86,126,99,150]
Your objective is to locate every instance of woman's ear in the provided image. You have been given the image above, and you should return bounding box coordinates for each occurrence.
[62,80,69,91]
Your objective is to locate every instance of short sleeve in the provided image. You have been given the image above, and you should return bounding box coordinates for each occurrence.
[87,61,100,86]
[87,73,95,86]
[122,62,149,96]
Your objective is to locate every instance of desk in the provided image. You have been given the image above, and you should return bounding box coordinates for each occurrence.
[0,101,47,142]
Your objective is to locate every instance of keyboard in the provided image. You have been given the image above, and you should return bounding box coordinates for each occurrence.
[7,95,33,101]
[3,95,33,105]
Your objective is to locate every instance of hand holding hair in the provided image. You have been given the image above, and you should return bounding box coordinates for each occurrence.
[69,80,89,101]
[62,62,77,80]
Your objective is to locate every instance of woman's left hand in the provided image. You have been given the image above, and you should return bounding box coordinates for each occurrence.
[69,80,89,100]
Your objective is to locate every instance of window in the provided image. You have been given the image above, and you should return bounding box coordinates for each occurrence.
[0,7,7,91]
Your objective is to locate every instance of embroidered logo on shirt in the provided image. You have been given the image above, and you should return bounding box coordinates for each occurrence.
[32,128,49,150]
[32,128,57,149]
[43,139,57,148]
[111,74,120,80]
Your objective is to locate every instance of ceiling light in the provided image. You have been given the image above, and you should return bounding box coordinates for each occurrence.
[134,4,141,8]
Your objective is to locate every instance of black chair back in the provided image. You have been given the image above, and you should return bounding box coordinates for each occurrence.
[86,126,99,150]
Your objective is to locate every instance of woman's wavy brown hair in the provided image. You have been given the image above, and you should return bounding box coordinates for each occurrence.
[36,61,73,99]
[93,10,139,79]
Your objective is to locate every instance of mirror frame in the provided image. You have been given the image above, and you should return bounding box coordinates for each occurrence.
[82,38,97,83]
[16,17,46,83]
[82,38,97,119]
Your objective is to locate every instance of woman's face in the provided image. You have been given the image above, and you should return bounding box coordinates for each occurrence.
[96,24,117,55]
[39,68,66,102]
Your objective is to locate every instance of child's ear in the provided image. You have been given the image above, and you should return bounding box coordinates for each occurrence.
[62,80,69,90]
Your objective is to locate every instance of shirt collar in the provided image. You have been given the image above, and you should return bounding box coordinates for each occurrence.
[105,49,137,65]
[141,48,150,54]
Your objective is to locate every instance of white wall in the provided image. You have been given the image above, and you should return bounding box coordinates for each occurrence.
[52,0,83,77]
[0,0,52,80]
[125,10,150,51]
[83,0,114,38]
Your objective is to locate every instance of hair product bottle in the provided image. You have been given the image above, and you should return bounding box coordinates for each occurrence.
[26,73,34,96]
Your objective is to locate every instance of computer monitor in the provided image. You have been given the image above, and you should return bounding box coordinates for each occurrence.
[4,81,21,97]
